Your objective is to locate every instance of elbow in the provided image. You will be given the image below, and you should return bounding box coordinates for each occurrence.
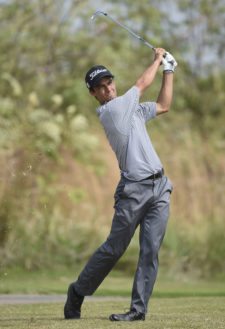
[161,108,169,115]
[156,103,170,115]
[163,106,169,113]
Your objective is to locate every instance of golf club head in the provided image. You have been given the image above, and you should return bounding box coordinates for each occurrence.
[91,10,107,21]
[90,11,108,34]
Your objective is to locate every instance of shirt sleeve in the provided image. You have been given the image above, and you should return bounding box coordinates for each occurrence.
[138,102,157,122]
[107,86,140,135]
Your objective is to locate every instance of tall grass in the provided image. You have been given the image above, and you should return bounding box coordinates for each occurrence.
[0,113,224,279]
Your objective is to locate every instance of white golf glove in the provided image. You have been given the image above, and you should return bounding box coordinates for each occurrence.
[162,52,178,73]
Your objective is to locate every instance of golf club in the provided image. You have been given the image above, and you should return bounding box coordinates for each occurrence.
[91,11,177,67]
[91,10,156,52]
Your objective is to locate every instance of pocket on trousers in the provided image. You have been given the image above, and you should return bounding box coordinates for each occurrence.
[113,179,134,210]
[114,180,139,211]
[114,180,126,208]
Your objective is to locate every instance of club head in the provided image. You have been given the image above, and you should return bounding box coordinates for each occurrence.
[91,10,107,21]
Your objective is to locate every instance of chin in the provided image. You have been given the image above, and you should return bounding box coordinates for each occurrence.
[108,95,116,101]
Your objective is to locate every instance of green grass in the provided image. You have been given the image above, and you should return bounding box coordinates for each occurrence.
[1,267,225,297]
[1,267,225,328]
[0,298,225,329]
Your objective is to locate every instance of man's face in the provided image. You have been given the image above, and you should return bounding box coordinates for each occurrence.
[90,77,117,105]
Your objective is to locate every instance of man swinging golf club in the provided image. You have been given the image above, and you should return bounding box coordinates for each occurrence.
[64,47,177,321]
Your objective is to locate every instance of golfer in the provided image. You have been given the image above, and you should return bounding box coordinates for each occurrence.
[64,48,177,321]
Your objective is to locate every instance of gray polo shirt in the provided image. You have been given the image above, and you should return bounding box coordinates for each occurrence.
[96,86,163,181]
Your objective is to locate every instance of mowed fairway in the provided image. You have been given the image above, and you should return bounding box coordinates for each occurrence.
[0,297,225,329]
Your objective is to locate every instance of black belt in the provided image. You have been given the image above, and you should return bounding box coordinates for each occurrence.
[146,168,164,180]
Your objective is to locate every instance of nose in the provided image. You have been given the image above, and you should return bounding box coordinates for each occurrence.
[105,85,111,93]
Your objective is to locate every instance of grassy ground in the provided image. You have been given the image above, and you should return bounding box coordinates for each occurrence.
[1,267,225,328]
[1,267,225,297]
[0,297,225,329]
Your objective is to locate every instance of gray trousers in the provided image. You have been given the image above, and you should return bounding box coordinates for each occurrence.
[74,175,172,314]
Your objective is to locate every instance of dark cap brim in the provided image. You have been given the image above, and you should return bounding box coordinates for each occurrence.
[91,73,114,88]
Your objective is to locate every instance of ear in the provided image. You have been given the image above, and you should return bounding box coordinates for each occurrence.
[89,88,96,96]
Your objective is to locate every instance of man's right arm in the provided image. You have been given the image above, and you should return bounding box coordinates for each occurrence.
[135,48,165,96]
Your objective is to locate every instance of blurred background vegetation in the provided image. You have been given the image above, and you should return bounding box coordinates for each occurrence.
[0,0,224,281]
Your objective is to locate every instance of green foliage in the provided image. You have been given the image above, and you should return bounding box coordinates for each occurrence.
[0,0,224,278]
[174,71,225,136]
[160,218,225,279]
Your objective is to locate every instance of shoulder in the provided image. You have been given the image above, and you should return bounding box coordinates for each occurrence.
[111,86,140,109]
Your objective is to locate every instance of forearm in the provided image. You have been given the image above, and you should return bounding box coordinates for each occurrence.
[135,59,161,95]
[156,72,174,114]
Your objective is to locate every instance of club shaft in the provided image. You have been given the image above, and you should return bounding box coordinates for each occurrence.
[92,11,155,51]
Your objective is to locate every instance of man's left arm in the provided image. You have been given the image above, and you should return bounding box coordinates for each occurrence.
[156,52,177,116]
[156,72,174,115]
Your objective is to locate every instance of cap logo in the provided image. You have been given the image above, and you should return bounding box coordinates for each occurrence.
[89,68,107,80]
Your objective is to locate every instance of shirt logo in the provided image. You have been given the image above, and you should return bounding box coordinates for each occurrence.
[89,68,107,80]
